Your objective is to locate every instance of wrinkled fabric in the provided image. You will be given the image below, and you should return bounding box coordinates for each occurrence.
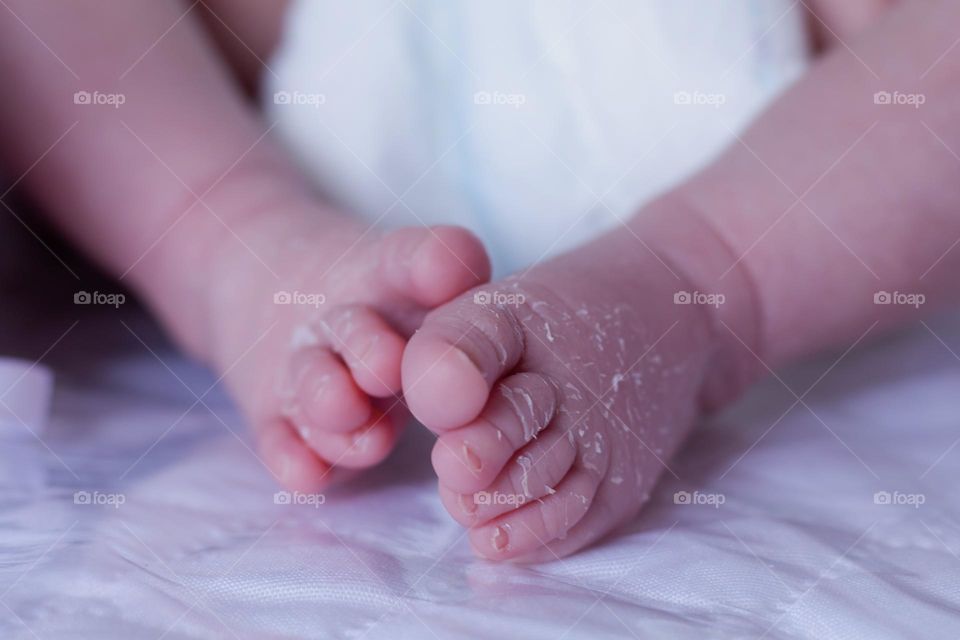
[4,2,960,637]
[2,262,960,638]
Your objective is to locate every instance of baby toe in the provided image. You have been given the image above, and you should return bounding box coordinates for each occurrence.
[439,428,576,526]
[283,346,372,436]
[513,493,636,563]
[381,225,491,307]
[303,408,400,469]
[431,372,558,493]
[468,466,599,561]
[402,295,526,431]
[320,305,405,397]
[256,419,333,493]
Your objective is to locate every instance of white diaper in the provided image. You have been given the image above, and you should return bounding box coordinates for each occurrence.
[265,0,809,276]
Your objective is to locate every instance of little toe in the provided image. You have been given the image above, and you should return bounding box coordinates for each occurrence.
[320,305,405,397]
[509,493,636,563]
[431,372,559,493]
[402,293,526,431]
[283,347,372,436]
[256,419,333,493]
[438,431,576,526]
[468,466,599,561]
[381,225,491,307]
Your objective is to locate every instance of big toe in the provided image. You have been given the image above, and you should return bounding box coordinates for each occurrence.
[381,225,491,307]
[401,292,527,432]
[402,336,488,432]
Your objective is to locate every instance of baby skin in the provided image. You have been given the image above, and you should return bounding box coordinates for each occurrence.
[7,0,960,564]
[0,0,493,493]
[0,0,496,494]
[205,216,490,492]
[399,0,960,560]
[401,205,750,561]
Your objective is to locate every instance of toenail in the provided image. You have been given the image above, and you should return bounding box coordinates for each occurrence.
[491,525,510,552]
[462,443,482,472]
[459,493,477,515]
[454,347,477,367]
[447,346,483,380]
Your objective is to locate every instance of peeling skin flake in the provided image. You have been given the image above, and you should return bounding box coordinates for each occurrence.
[517,455,533,498]
[500,386,541,441]
[289,324,319,350]
[611,372,624,393]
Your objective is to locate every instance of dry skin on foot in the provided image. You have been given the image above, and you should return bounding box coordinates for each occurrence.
[211,223,491,492]
[402,232,721,562]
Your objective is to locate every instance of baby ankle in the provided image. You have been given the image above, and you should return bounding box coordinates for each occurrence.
[632,191,765,409]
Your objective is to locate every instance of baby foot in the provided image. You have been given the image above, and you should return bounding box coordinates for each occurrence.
[402,206,754,561]
[190,211,490,493]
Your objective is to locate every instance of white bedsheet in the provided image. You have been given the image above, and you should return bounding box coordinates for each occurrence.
[2,246,960,640]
